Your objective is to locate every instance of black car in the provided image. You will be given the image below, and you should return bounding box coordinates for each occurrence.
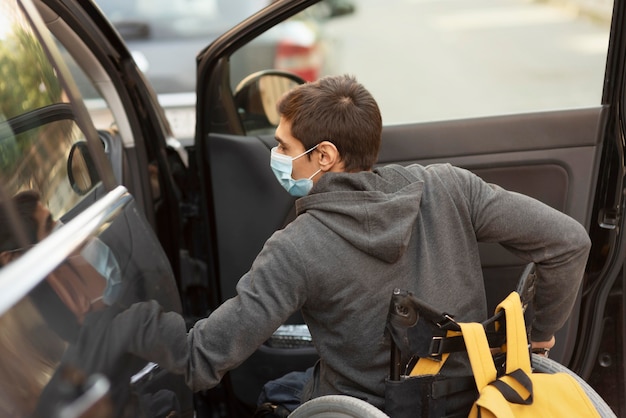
[0,0,624,416]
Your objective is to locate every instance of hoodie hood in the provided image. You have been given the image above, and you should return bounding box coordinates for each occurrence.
[295,167,423,263]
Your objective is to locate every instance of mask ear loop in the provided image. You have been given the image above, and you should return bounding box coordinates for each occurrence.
[293,144,322,182]
[308,169,322,180]
[292,143,320,161]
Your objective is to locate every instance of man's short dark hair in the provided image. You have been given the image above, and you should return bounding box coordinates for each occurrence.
[277,74,382,171]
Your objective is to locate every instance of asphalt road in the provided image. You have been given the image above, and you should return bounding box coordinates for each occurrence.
[322,0,611,125]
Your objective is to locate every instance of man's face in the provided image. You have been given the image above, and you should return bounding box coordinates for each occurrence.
[33,201,56,242]
[274,117,319,181]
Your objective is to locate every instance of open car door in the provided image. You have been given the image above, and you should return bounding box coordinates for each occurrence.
[193,0,626,415]
[0,0,194,415]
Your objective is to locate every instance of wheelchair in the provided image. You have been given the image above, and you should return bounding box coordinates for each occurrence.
[289,264,615,418]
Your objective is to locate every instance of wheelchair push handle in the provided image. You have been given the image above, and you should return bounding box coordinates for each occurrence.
[386,263,537,382]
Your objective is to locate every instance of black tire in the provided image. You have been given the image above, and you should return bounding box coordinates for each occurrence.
[288,395,389,418]
[531,353,617,417]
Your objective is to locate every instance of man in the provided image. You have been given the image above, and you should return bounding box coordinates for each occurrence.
[180,74,590,413]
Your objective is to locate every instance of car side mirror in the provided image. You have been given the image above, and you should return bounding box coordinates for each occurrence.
[234,70,305,134]
[67,141,99,195]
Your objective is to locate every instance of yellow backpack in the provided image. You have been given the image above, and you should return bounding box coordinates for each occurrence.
[460,292,600,418]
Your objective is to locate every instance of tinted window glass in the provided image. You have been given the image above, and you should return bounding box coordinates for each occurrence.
[0,296,67,416]
[0,1,98,217]
[0,196,184,417]
[0,3,189,414]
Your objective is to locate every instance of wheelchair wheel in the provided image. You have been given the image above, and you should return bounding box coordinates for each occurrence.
[531,353,616,417]
[288,395,389,418]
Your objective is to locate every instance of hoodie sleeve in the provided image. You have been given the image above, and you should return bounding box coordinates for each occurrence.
[185,229,309,391]
[450,166,591,342]
[111,228,309,391]
[114,300,189,376]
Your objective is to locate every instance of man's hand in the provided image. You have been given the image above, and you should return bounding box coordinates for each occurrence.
[530,336,555,357]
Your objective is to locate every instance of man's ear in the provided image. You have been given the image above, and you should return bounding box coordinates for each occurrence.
[316,141,344,172]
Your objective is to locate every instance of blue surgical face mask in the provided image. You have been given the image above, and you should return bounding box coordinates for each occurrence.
[81,237,122,305]
[54,221,122,305]
[270,145,321,197]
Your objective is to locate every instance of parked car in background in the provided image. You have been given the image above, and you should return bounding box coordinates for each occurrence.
[0,0,625,417]
[88,0,352,145]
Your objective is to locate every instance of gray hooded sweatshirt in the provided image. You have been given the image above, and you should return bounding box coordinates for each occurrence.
[174,163,590,408]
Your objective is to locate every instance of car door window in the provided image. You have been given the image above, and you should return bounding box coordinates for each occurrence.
[0,5,97,217]
[0,188,186,417]
[0,4,101,415]
[227,0,612,129]
[59,43,117,133]
[324,0,612,124]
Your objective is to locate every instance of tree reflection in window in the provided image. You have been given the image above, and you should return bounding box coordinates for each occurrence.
[0,1,94,216]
